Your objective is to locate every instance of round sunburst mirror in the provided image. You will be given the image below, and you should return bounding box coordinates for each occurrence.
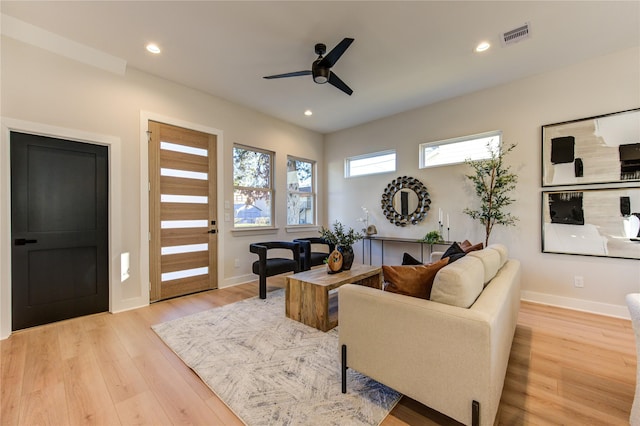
[381,176,431,226]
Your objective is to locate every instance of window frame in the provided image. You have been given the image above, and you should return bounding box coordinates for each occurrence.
[232,144,275,229]
[419,130,502,169]
[286,156,316,227]
[344,149,397,178]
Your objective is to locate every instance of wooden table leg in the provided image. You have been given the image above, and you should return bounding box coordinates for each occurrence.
[286,276,302,321]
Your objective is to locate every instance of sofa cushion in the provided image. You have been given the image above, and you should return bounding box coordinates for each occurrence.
[430,255,484,308]
[468,247,501,285]
[441,242,467,263]
[402,252,423,265]
[383,257,449,299]
[487,243,508,267]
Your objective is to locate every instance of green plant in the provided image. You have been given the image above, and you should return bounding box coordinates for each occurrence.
[319,221,363,247]
[463,142,518,246]
[421,230,444,244]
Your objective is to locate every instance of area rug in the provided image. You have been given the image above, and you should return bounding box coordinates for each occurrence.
[152,289,401,426]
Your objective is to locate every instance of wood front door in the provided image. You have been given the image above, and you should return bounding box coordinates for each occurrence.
[10,132,109,331]
[148,121,218,301]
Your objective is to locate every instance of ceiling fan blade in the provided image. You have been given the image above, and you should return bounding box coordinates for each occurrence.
[328,72,353,96]
[263,70,312,79]
[319,38,354,68]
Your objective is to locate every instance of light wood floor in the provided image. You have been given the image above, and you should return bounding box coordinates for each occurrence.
[1,277,636,426]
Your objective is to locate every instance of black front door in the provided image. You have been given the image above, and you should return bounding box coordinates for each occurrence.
[11,132,109,331]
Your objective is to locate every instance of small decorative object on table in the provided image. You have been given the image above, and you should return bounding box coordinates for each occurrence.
[365,224,377,236]
[357,206,378,235]
[326,249,343,273]
[319,221,363,271]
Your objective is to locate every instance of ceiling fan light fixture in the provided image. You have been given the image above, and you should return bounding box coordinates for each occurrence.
[313,67,330,84]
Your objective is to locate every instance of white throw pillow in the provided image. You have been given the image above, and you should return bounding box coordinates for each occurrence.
[487,243,508,267]
[431,256,484,308]
[468,248,502,285]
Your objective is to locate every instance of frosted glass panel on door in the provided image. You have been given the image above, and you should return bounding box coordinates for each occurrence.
[161,220,208,229]
[161,243,208,255]
[161,266,208,282]
[161,194,208,204]
[160,142,208,157]
[161,168,208,180]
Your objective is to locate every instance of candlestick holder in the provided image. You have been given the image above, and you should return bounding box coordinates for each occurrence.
[447,227,450,242]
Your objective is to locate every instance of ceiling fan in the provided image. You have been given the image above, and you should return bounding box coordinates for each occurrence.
[263,38,355,96]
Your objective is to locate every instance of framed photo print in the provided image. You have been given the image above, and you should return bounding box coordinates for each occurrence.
[542,187,640,259]
[541,108,640,187]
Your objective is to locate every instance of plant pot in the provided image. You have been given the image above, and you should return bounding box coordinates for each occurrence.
[337,245,354,270]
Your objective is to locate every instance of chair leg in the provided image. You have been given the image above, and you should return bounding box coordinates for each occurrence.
[341,344,347,393]
[259,275,267,299]
[472,400,480,426]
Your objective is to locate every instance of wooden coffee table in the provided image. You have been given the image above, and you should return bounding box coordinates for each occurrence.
[285,264,382,331]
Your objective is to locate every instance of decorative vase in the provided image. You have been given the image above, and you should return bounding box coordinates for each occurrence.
[337,245,354,270]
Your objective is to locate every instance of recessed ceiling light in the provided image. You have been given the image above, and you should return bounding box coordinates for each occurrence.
[146,43,161,54]
[304,110,313,116]
[475,41,491,53]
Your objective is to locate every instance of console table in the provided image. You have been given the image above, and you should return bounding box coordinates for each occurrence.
[361,236,452,264]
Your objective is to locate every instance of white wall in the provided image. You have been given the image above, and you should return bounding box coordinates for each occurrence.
[325,47,640,318]
[0,36,324,338]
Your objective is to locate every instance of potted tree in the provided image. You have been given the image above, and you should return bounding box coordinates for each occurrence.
[319,221,363,271]
[463,143,518,246]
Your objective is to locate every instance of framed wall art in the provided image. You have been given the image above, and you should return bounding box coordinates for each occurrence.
[542,108,640,187]
[541,187,640,259]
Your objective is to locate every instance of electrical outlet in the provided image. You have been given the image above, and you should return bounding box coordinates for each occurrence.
[225,212,231,222]
[234,258,240,268]
[224,200,230,209]
[574,276,584,288]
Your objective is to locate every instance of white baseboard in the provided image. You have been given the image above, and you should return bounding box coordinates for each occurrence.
[111,296,149,314]
[521,290,630,320]
[221,273,256,288]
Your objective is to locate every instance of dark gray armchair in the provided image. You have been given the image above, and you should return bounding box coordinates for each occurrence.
[293,237,335,271]
[249,241,301,299]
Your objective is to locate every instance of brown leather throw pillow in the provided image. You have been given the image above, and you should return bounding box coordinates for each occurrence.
[460,240,483,253]
[383,257,449,299]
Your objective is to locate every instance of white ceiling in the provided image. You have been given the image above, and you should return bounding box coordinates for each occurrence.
[2,1,639,134]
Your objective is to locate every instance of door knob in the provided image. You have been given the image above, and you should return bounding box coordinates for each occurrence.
[208,229,217,234]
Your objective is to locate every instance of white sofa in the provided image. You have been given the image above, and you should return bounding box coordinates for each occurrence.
[338,244,521,426]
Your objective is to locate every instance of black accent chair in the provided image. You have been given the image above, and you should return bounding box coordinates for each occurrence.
[249,241,301,299]
[294,237,335,271]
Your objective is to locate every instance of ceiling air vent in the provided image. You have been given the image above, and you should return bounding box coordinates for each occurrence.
[501,22,531,46]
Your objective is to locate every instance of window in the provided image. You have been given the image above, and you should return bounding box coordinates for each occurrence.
[233,145,274,228]
[345,150,396,178]
[287,157,316,226]
[419,130,502,169]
